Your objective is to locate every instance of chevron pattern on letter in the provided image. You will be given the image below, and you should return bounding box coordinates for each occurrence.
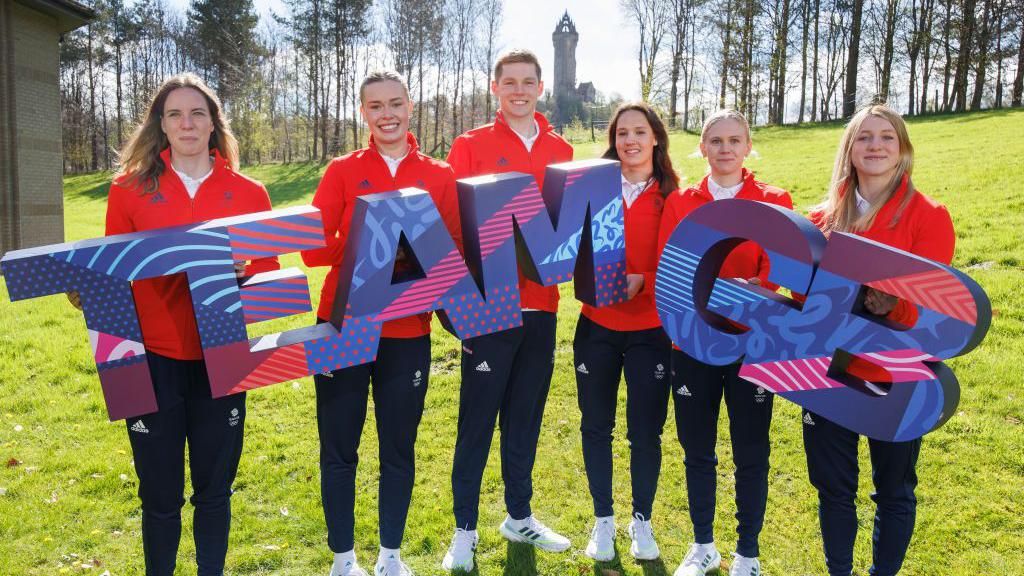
[867,269,977,325]
[739,357,840,393]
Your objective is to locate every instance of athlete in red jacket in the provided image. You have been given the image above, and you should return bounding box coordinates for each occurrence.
[301,71,461,576]
[801,104,955,576]
[95,74,277,576]
[574,103,675,564]
[441,49,573,572]
[661,110,792,576]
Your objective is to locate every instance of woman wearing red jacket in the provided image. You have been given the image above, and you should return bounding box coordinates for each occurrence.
[301,71,461,576]
[94,73,277,576]
[659,110,792,576]
[802,105,955,576]
[577,102,676,564]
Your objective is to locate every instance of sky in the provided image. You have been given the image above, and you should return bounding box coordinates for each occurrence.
[163,0,643,100]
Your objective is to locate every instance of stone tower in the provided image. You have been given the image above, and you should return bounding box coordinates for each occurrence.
[551,11,578,101]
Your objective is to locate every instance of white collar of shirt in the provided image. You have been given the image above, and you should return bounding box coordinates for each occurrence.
[708,177,744,201]
[621,174,651,208]
[854,188,872,216]
[172,162,213,199]
[513,119,541,152]
[381,151,409,178]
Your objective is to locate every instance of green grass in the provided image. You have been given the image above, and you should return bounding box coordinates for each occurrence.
[2,109,1023,575]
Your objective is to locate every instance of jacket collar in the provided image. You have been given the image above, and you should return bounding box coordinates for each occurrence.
[159,147,229,176]
[695,168,757,201]
[494,110,553,139]
[367,131,420,160]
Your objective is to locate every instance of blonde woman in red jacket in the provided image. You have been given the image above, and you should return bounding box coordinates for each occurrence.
[577,102,677,564]
[85,73,277,576]
[659,110,792,576]
[802,105,955,576]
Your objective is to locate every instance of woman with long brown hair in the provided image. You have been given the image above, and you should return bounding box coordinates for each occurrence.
[802,104,955,576]
[97,72,276,576]
[577,102,677,564]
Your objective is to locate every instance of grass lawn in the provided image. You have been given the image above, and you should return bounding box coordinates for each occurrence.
[1,109,1022,575]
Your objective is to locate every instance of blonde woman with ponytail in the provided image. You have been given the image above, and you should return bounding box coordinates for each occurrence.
[802,104,955,576]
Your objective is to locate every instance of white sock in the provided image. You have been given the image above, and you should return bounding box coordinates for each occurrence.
[331,550,356,575]
[595,515,615,525]
[696,541,717,552]
[507,514,531,529]
[378,546,401,563]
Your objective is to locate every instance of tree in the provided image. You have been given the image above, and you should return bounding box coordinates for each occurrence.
[843,0,865,117]
[187,0,262,106]
[622,0,669,101]
[1012,0,1024,106]
[668,0,700,127]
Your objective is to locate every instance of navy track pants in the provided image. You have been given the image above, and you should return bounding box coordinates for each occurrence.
[671,349,773,558]
[451,311,557,529]
[573,314,671,519]
[315,335,430,552]
[124,352,246,576]
[803,409,921,576]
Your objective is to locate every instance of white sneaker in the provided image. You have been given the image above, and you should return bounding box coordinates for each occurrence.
[441,528,478,571]
[374,552,413,576]
[330,556,368,576]
[498,514,571,552]
[729,553,760,576]
[584,516,616,561]
[674,542,722,576]
[627,513,659,560]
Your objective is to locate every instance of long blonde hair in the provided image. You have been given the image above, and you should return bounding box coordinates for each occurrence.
[818,104,915,233]
[116,73,239,193]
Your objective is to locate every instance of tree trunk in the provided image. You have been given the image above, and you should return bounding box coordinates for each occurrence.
[952,0,977,111]
[843,0,864,117]
[719,0,734,107]
[970,0,993,109]
[811,0,820,121]
[941,0,953,109]
[1013,3,1024,106]
[799,0,810,122]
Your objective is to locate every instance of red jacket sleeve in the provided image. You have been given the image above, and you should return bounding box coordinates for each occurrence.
[438,168,463,250]
[105,182,134,236]
[754,191,795,289]
[446,136,473,179]
[657,193,683,258]
[244,184,281,275]
[302,161,348,268]
[886,204,956,326]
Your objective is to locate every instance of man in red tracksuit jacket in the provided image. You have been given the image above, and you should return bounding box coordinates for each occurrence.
[301,71,461,576]
[440,49,573,572]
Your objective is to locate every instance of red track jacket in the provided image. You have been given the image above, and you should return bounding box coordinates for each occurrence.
[105,148,278,360]
[581,180,668,331]
[658,169,793,285]
[446,111,573,313]
[302,132,461,338]
[809,174,955,329]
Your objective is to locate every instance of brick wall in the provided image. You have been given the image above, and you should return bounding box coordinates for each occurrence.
[0,0,64,256]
